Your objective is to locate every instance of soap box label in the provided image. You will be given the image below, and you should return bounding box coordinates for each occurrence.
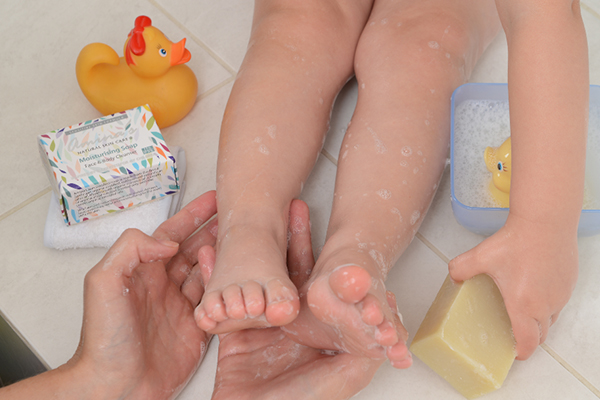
[38,105,179,226]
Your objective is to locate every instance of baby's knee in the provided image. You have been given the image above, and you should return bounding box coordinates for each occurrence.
[252,0,371,76]
[355,10,477,77]
[254,0,369,43]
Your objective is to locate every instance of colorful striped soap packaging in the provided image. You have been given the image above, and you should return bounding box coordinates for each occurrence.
[38,105,179,226]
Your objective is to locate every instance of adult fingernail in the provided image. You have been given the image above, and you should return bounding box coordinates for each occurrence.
[158,239,179,248]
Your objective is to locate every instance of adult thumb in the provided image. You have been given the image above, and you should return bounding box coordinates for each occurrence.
[96,228,179,278]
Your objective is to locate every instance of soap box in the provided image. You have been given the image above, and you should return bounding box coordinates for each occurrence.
[38,105,179,226]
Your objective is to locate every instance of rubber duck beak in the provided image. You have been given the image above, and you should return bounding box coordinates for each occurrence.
[170,38,191,66]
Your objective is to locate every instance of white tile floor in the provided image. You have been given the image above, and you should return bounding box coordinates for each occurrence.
[1,1,599,399]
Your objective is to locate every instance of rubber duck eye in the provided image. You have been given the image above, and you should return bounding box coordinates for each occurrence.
[497,161,503,171]
[159,48,167,57]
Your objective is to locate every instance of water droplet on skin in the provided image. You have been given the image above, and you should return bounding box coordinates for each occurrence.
[428,41,440,49]
[367,126,387,154]
[259,144,270,155]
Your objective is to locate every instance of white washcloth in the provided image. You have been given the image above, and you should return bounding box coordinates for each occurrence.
[44,146,187,250]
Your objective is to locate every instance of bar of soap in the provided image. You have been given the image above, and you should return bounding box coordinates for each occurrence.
[410,274,516,399]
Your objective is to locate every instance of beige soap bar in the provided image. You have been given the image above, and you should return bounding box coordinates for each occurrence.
[410,274,516,399]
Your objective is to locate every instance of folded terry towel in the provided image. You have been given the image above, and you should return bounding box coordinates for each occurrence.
[44,146,186,250]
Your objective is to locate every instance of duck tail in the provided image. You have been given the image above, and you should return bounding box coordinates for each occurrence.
[76,43,120,92]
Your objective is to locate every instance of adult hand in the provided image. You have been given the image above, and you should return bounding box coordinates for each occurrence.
[208,200,386,400]
[448,214,578,360]
[70,191,219,399]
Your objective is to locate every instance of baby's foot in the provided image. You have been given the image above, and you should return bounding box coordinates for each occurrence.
[194,224,300,334]
[283,263,411,369]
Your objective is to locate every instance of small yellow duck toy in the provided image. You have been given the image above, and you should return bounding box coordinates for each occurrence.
[484,137,511,208]
[76,16,198,128]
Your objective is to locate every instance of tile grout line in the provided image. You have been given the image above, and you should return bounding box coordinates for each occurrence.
[414,231,451,264]
[582,2,600,21]
[0,188,51,223]
[321,148,338,166]
[197,76,236,101]
[148,0,238,77]
[540,343,600,398]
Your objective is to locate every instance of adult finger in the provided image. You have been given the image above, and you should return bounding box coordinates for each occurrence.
[182,263,205,308]
[167,218,218,287]
[181,244,216,307]
[153,190,217,244]
[287,199,315,289]
[93,228,179,280]
[197,245,216,288]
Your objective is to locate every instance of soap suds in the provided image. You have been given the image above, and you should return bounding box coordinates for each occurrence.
[376,189,392,200]
[428,41,440,49]
[410,211,421,225]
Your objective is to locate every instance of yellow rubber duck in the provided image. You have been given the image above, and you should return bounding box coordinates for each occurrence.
[484,137,511,208]
[76,15,198,128]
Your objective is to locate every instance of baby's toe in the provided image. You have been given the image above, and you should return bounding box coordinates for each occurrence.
[242,281,266,318]
[329,265,372,304]
[374,319,399,347]
[388,341,412,369]
[222,284,247,320]
[360,293,384,326]
[202,290,228,322]
[264,279,299,325]
[194,304,217,331]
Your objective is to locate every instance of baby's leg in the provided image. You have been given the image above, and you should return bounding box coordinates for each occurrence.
[195,0,374,334]
[283,0,501,366]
